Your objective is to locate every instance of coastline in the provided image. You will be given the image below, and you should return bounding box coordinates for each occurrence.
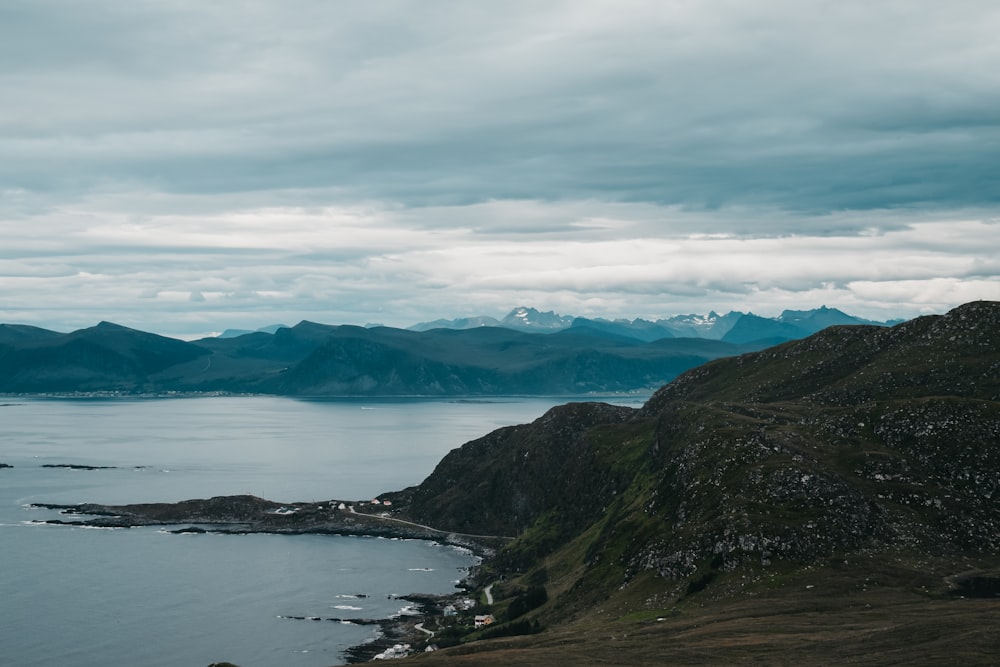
[31,494,506,555]
[340,594,452,663]
[33,494,498,664]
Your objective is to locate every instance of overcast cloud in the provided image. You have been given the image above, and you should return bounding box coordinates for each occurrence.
[2,1,998,337]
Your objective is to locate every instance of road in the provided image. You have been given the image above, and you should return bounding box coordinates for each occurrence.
[484,583,495,605]
[348,505,515,541]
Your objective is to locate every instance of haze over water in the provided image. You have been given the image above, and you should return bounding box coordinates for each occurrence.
[0,395,643,667]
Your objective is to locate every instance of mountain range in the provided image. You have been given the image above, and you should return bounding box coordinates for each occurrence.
[410,305,895,343]
[377,300,1000,664]
[0,306,888,396]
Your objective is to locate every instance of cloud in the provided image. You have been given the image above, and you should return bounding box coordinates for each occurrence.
[4,1,999,209]
[1,197,997,334]
[0,2,998,334]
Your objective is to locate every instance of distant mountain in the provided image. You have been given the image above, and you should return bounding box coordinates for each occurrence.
[0,323,63,343]
[0,322,209,392]
[410,307,575,332]
[567,317,674,342]
[263,326,756,396]
[382,300,1000,664]
[408,315,501,332]
[0,318,762,395]
[216,324,289,338]
[409,305,887,344]
[499,307,575,331]
[722,305,881,344]
[217,329,255,339]
[778,304,876,329]
[655,310,745,339]
[0,306,901,396]
[719,312,808,344]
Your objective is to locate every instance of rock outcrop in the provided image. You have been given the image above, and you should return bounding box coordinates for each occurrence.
[390,301,1000,585]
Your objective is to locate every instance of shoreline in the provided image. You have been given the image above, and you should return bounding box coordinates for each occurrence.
[340,594,452,663]
[33,494,497,663]
[31,494,506,556]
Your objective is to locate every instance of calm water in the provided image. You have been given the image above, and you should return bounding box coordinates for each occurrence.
[0,395,643,667]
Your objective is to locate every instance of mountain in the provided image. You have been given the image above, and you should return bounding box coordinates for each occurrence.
[408,307,575,333]
[567,317,675,342]
[0,319,762,395]
[408,315,501,332]
[499,307,575,331]
[0,322,209,392]
[409,305,888,344]
[720,312,808,344]
[263,325,755,396]
[380,301,1000,664]
[655,309,745,339]
[0,306,914,396]
[0,323,63,343]
[216,324,289,338]
[721,305,882,344]
[779,304,879,330]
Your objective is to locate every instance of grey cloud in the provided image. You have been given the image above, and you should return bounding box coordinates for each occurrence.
[4,1,999,215]
[2,2,999,334]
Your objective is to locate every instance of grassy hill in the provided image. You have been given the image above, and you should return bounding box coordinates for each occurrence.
[378,301,1000,665]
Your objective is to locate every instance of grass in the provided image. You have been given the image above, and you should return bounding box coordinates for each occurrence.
[381,552,1000,666]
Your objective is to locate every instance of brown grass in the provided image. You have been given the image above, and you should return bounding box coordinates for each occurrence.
[367,556,1000,667]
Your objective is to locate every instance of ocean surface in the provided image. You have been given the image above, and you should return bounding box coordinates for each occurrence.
[0,395,644,667]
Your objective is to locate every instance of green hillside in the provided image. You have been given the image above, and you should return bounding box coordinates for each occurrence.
[378,301,1000,665]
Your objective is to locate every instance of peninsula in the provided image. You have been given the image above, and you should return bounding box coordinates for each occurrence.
[32,494,508,554]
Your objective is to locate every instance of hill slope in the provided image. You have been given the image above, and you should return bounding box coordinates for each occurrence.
[382,300,1000,665]
[0,322,209,392]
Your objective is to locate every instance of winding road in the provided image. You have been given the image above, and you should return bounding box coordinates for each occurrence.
[349,505,515,541]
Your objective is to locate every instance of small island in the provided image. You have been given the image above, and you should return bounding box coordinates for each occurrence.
[41,463,117,470]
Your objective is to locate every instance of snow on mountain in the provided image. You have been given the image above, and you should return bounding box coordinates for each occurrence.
[408,306,891,341]
[499,307,575,331]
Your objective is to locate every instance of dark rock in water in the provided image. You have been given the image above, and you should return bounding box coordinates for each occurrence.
[0,463,12,469]
[42,464,117,470]
[170,526,208,534]
[41,519,87,526]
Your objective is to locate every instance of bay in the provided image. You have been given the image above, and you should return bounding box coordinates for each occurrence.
[0,395,643,667]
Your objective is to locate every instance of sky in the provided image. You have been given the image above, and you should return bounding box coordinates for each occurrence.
[2,1,999,338]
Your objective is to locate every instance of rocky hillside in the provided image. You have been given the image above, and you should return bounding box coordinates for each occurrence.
[385,301,1000,660]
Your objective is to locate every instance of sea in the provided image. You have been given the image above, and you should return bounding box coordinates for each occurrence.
[0,394,645,667]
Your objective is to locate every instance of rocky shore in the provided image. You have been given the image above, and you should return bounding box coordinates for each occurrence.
[33,494,498,664]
